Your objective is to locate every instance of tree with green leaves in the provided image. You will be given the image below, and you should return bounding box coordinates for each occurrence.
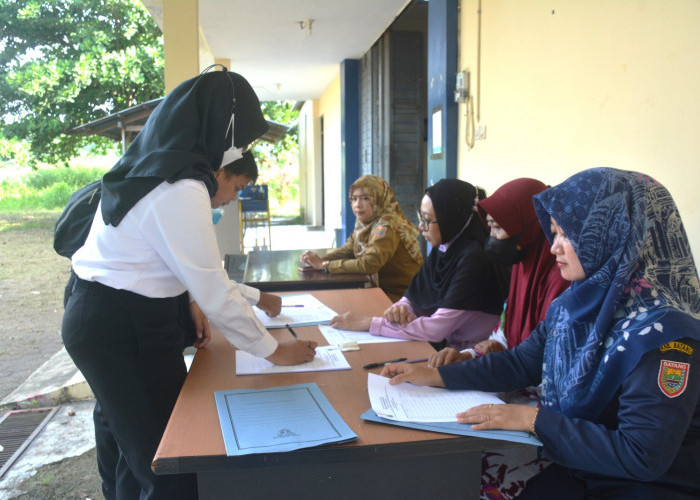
[257,101,300,217]
[0,0,164,167]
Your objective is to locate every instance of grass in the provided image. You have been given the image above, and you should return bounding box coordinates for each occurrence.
[39,475,56,486]
[0,163,302,223]
[0,211,61,231]
[0,166,106,213]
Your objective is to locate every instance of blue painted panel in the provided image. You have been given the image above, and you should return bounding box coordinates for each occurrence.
[427,0,458,186]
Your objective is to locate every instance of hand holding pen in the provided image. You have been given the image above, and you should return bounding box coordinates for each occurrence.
[257,292,282,317]
[266,324,318,366]
[285,324,299,339]
[286,323,316,351]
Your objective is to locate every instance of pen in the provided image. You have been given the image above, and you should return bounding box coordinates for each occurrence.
[285,324,298,339]
[282,305,304,307]
[405,357,430,364]
[362,358,407,370]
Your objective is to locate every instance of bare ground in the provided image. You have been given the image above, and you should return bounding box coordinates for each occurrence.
[0,212,103,499]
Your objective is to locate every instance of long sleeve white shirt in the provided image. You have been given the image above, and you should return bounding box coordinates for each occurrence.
[72,179,278,358]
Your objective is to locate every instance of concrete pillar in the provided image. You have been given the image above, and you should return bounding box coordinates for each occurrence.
[163,0,200,93]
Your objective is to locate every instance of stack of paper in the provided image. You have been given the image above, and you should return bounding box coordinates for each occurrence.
[318,324,408,345]
[364,373,542,446]
[235,346,351,375]
[367,373,503,422]
[255,293,337,328]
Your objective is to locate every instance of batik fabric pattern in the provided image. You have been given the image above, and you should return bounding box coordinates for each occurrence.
[533,167,700,419]
[348,174,423,265]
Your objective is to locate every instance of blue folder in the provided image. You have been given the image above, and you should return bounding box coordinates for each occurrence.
[361,408,542,446]
[215,383,357,456]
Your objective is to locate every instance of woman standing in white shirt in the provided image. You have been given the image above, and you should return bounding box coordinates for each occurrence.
[62,68,316,500]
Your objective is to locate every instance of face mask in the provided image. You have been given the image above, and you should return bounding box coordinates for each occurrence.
[484,234,525,265]
[221,145,243,166]
[220,113,243,166]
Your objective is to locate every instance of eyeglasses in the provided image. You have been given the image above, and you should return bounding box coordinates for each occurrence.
[416,211,438,228]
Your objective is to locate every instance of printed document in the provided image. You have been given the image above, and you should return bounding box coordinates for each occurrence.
[236,345,351,375]
[215,383,357,455]
[367,372,503,422]
[318,324,409,345]
[255,293,337,328]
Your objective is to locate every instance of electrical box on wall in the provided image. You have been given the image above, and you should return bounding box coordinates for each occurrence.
[454,70,470,103]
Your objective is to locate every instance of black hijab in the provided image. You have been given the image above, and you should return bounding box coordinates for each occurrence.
[405,179,509,312]
[101,69,268,226]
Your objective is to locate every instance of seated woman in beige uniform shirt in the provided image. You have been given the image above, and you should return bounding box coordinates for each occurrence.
[301,175,423,302]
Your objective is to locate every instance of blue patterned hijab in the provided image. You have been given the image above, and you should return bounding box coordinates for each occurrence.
[533,168,700,419]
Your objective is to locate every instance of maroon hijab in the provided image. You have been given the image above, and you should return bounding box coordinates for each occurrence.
[477,178,570,348]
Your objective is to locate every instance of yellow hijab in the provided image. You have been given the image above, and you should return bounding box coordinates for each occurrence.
[349,175,422,264]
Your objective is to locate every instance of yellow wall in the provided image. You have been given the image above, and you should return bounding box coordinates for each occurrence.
[299,100,322,226]
[313,76,342,231]
[457,0,700,258]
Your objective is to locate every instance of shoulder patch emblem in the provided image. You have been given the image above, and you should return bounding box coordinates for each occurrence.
[374,225,387,239]
[659,341,693,356]
[658,360,690,398]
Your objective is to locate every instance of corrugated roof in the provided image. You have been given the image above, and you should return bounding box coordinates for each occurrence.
[65,98,294,150]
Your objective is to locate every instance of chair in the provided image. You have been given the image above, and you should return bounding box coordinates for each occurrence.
[238,184,271,254]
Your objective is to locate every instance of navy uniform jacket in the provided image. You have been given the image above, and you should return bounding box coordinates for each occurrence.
[438,322,700,496]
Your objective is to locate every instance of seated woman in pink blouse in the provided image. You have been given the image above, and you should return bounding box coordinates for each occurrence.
[330,178,509,350]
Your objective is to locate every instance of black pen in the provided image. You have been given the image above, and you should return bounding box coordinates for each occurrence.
[362,358,407,370]
[405,357,430,364]
[285,323,298,339]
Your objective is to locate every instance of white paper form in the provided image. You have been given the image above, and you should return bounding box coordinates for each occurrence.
[318,324,409,345]
[215,383,357,455]
[236,345,351,375]
[367,372,504,422]
[255,293,337,328]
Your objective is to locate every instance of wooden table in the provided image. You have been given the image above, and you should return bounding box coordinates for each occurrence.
[153,289,518,499]
[240,249,371,292]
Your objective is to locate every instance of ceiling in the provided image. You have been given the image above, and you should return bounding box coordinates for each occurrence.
[142,0,412,101]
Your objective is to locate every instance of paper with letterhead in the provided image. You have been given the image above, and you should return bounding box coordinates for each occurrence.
[318,324,409,345]
[215,382,358,456]
[255,293,337,328]
[235,345,351,375]
[367,372,504,423]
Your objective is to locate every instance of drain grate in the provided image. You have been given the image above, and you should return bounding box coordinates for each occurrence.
[0,406,59,479]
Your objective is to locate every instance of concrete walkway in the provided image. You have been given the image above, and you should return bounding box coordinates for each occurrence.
[0,348,198,497]
[1,348,93,410]
[0,348,96,497]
